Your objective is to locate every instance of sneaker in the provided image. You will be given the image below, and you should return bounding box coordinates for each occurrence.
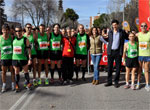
[38,79,42,85]
[12,84,15,91]
[145,85,150,92]
[45,79,49,85]
[24,81,28,88]
[69,80,73,84]
[33,79,38,86]
[26,83,32,90]
[136,84,140,90]
[124,84,130,89]
[50,78,54,83]
[1,87,6,93]
[63,81,67,85]
[130,85,135,90]
[15,84,20,93]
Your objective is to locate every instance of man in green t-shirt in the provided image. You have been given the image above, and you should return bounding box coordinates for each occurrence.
[0,24,15,93]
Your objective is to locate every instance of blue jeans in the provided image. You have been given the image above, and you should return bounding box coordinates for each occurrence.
[91,54,102,80]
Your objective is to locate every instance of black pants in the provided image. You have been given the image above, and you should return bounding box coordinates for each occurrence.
[62,57,74,81]
[107,50,122,84]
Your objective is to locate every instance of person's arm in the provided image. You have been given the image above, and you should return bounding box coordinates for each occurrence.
[86,34,90,50]
[122,43,128,65]
[100,36,108,44]
[26,39,32,65]
[123,30,129,40]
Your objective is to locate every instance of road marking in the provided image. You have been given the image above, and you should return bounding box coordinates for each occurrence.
[9,74,45,110]
[9,92,29,110]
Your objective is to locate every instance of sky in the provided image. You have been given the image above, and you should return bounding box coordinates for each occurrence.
[4,0,130,27]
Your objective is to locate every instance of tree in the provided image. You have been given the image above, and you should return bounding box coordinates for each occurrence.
[93,14,110,28]
[63,8,79,28]
[12,0,57,27]
[0,0,7,33]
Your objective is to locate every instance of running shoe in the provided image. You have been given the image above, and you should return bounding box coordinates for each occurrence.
[33,79,38,86]
[38,79,42,85]
[145,85,150,92]
[12,83,15,91]
[130,85,135,90]
[26,83,32,90]
[24,81,28,88]
[124,84,130,89]
[15,84,20,93]
[1,86,6,93]
[136,84,140,90]
[69,80,73,84]
[63,81,67,85]
[50,78,54,83]
[45,78,49,85]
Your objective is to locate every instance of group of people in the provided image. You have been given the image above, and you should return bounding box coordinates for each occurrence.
[0,19,150,93]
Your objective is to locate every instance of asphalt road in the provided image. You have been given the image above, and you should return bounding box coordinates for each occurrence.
[0,71,150,110]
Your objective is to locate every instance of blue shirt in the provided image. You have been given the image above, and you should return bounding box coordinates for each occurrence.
[111,32,120,50]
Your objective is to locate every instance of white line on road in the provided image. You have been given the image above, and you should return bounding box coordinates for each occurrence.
[9,74,45,110]
[9,92,29,110]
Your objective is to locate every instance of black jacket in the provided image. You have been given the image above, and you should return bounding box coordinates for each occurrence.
[107,29,128,56]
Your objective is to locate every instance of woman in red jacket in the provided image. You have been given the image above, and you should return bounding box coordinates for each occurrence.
[62,27,76,84]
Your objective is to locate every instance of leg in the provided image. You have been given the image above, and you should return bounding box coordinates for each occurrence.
[144,62,149,85]
[114,55,122,84]
[125,67,131,85]
[107,55,114,84]
[57,60,62,80]
[75,59,80,80]
[91,55,96,80]
[131,68,136,85]
[81,59,87,80]
[37,59,42,79]
[62,58,67,81]
[50,60,55,79]
[44,59,49,78]
[32,58,37,79]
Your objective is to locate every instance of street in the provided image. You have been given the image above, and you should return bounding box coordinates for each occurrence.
[0,72,150,110]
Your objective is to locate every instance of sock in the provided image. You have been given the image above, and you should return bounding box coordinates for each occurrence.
[75,66,79,78]
[50,69,55,79]
[126,82,129,85]
[24,73,30,84]
[57,68,62,79]
[82,67,86,78]
[146,84,149,87]
[131,82,134,85]
[2,83,6,88]
[12,82,15,86]
[15,74,20,85]
[137,82,140,85]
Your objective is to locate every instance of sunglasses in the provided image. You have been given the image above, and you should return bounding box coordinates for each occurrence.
[141,25,147,28]
[15,30,22,32]
[27,27,32,29]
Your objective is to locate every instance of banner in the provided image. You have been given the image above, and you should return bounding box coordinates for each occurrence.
[122,21,130,31]
[139,0,150,30]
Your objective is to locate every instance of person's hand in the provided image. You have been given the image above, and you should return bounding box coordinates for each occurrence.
[123,60,125,66]
[28,60,32,65]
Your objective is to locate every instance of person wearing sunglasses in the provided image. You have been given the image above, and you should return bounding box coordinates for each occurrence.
[23,23,38,87]
[136,22,150,91]
[12,26,32,92]
[0,24,15,93]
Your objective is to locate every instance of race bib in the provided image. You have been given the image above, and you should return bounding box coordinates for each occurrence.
[14,46,22,54]
[139,42,148,50]
[39,42,48,49]
[130,49,137,57]
[3,45,12,54]
[52,41,60,49]
[78,41,86,48]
